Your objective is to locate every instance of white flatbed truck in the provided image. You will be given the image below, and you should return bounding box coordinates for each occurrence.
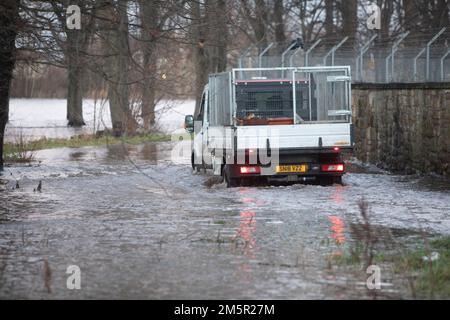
[185,66,354,187]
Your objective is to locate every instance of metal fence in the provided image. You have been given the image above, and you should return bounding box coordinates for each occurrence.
[238,28,450,83]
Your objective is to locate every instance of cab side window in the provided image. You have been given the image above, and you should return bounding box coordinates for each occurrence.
[196,93,206,123]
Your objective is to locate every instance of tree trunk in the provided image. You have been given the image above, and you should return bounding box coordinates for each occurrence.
[324,0,334,39]
[139,0,158,131]
[273,0,286,52]
[66,48,85,127]
[239,0,268,49]
[192,1,209,116]
[378,0,393,40]
[0,0,19,170]
[340,0,357,48]
[100,0,137,136]
[110,1,136,136]
[434,0,450,28]
[192,0,228,116]
[254,0,269,50]
[64,5,87,127]
[50,1,89,127]
[402,0,419,32]
[207,0,228,73]
[215,0,228,73]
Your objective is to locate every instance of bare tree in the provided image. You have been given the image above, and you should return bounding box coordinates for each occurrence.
[18,0,95,127]
[138,0,159,130]
[340,0,358,47]
[273,0,286,50]
[324,0,334,39]
[98,0,137,136]
[191,0,229,115]
[52,0,96,127]
[290,0,325,43]
[378,0,395,40]
[0,0,20,170]
[239,0,270,49]
[191,1,209,115]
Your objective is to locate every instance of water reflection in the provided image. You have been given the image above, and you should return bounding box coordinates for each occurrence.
[139,143,158,163]
[105,144,131,161]
[233,189,261,283]
[328,216,346,245]
[327,215,346,264]
[69,151,87,161]
[328,184,346,245]
[236,211,257,255]
[102,143,159,164]
[330,185,344,204]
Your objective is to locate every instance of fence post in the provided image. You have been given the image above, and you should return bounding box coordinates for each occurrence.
[305,39,322,67]
[426,28,446,81]
[331,37,348,66]
[238,44,255,78]
[413,47,426,82]
[289,46,303,67]
[258,43,274,76]
[281,41,298,78]
[323,37,348,66]
[391,32,410,82]
[357,35,377,82]
[385,53,391,83]
[441,48,450,81]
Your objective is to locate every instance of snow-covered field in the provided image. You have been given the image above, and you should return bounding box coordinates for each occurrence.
[5,99,195,141]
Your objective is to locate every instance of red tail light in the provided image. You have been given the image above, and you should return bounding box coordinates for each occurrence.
[240,166,261,174]
[321,164,345,172]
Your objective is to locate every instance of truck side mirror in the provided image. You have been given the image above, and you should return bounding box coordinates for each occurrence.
[184,115,194,133]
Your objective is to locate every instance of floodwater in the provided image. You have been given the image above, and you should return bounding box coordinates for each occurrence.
[5,99,195,141]
[0,142,449,299]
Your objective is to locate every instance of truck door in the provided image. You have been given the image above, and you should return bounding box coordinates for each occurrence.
[201,88,212,167]
[192,88,210,167]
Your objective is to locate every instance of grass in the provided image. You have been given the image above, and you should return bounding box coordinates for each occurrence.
[4,132,36,163]
[393,237,450,299]
[4,132,171,163]
[331,235,450,299]
[329,199,450,299]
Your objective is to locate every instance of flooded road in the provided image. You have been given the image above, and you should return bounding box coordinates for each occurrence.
[0,142,449,299]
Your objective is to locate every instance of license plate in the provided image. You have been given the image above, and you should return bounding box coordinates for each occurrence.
[276,165,308,173]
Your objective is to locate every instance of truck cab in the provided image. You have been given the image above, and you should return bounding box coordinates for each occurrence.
[185,66,353,187]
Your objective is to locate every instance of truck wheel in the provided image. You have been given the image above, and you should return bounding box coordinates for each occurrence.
[223,165,239,188]
[191,152,201,173]
[319,176,332,186]
[319,176,342,186]
[333,176,343,185]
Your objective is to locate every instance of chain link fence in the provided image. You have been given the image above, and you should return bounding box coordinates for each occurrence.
[238,28,450,83]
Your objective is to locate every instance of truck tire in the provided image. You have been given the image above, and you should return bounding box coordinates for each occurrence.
[191,152,201,173]
[223,165,240,188]
[333,176,343,185]
[319,176,343,186]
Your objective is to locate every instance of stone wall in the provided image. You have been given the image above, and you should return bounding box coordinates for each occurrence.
[352,83,450,176]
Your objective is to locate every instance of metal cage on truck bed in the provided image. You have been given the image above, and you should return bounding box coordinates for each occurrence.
[189,66,354,184]
[207,66,352,128]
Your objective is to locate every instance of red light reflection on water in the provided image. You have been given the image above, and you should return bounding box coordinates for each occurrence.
[328,215,346,245]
